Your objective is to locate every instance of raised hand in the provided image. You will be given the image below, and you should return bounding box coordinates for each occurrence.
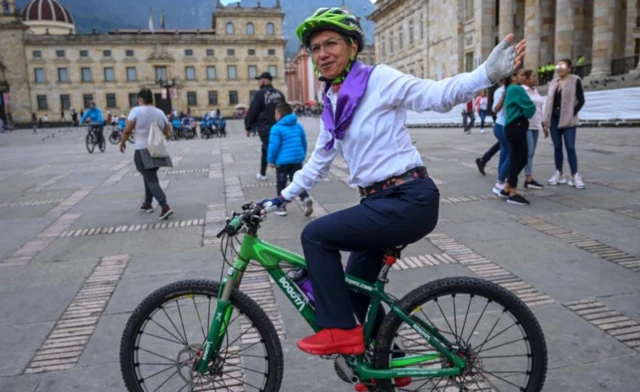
[485,34,527,83]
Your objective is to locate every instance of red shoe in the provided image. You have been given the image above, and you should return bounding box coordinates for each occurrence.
[354,377,412,391]
[297,326,365,356]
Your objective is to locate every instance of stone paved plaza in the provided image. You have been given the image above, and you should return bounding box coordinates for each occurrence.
[0,119,639,391]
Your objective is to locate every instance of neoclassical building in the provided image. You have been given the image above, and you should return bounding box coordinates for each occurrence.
[0,0,287,123]
[369,0,640,80]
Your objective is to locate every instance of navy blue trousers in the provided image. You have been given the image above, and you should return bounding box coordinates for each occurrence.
[301,177,440,330]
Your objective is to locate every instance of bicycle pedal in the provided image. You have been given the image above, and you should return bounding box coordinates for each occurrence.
[320,354,339,360]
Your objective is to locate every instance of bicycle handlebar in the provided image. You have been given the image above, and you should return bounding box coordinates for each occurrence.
[216,203,263,238]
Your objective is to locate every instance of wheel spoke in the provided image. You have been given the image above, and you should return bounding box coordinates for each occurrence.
[476,337,524,354]
[480,368,525,389]
[459,295,473,345]
[143,363,175,380]
[143,331,185,346]
[464,299,490,344]
[152,368,181,392]
[472,309,505,351]
[434,299,456,338]
[175,300,190,347]
[192,297,207,340]
[475,322,519,354]
[221,370,263,391]
[149,316,186,346]
[452,295,458,342]
[138,347,179,364]
[161,307,187,344]
[478,353,528,360]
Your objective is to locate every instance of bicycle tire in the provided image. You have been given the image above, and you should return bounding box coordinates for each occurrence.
[120,279,284,392]
[109,133,121,144]
[99,138,106,152]
[372,277,547,392]
[128,134,135,144]
[85,133,95,153]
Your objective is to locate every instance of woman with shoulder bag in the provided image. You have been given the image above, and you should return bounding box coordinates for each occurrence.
[120,88,174,220]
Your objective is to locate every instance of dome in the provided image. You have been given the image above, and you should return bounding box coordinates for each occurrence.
[22,0,75,35]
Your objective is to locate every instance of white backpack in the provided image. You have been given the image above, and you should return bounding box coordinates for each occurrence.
[147,120,169,158]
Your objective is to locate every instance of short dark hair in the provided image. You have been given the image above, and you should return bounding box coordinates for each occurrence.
[138,88,153,105]
[559,58,572,68]
[276,102,292,117]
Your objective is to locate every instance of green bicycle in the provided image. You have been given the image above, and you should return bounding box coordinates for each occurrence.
[120,203,548,391]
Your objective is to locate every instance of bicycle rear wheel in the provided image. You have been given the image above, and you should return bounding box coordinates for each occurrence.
[372,277,547,392]
[120,279,283,392]
[85,133,95,153]
[109,131,121,144]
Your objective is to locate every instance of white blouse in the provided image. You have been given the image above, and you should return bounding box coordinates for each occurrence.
[523,85,544,130]
[281,64,492,200]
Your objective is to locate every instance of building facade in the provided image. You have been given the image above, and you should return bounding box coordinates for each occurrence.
[0,0,287,123]
[369,0,640,80]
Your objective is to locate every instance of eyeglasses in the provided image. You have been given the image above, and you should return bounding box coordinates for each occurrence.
[307,38,347,55]
[555,64,568,70]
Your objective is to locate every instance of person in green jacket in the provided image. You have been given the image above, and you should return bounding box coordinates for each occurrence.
[502,69,536,205]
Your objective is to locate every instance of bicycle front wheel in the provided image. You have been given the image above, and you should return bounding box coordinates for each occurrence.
[373,277,547,392]
[120,279,284,392]
[85,133,95,153]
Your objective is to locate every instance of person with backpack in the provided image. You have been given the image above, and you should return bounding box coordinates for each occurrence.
[267,102,313,217]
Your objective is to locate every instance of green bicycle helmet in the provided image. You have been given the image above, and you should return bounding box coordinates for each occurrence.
[297,7,365,54]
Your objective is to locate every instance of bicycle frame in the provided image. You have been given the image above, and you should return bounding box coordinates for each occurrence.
[198,233,467,379]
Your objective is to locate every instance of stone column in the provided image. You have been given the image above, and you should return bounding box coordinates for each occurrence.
[499,0,514,40]
[539,0,555,66]
[524,0,541,69]
[625,0,637,57]
[590,0,616,76]
[572,0,586,61]
[554,0,574,61]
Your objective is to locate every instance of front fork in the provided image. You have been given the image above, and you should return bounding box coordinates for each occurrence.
[195,268,239,374]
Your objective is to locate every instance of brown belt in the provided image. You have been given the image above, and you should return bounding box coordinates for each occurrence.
[358,166,428,199]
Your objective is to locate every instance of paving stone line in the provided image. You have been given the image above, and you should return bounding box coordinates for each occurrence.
[392,253,459,270]
[440,194,496,204]
[610,205,640,220]
[60,218,206,238]
[517,216,640,272]
[125,168,209,178]
[242,177,332,189]
[2,213,81,266]
[24,255,130,373]
[28,174,67,192]
[101,166,131,186]
[46,187,93,218]
[425,231,555,307]
[110,161,130,171]
[564,299,640,351]
[172,156,183,167]
[203,204,226,247]
[0,198,65,208]
[239,269,286,342]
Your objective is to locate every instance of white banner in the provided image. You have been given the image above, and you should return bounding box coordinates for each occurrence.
[405,86,640,125]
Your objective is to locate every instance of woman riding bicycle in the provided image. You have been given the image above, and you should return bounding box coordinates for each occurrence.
[259,5,526,380]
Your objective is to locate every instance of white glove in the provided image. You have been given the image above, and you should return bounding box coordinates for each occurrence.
[484,38,517,84]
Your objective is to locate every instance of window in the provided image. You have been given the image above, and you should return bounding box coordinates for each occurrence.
[465,0,474,20]
[268,65,277,78]
[128,93,138,108]
[104,67,115,82]
[248,49,256,56]
[389,31,394,54]
[60,94,71,110]
[106,93,117,108]
[268,49,276,56]
[126,49,134,57]
[207,66,216,80]
[227,49,235,56]
[250,90,258,102]
[56,50,65,58]
[103,50,112,57]
[420,14,424,40]
[206,49,214,56]
[155,66,167,82]
[185,49,193,56]
[127,67,137,81]
[58,68,69,82]
[381,35,386,57]
[465,52,474,72]
[187,91,197,106]
[37,95,48,110]
[81,67,92,82]
[399,26,404,50]
[226,22,234,35]
[80,49,88,57]
[246,22,254,35]
[229,90,238,105]
[266,22,274,35]
[33,50,41,58]
[409,20,414,45]
[83,94,93,109]
[227,66,237,80]
[248,65,257,79]
[34,68,46,83]
[208,91,218,105]
[185,66,196,80]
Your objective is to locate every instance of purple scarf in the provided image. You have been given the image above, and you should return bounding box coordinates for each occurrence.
[321,60,375,151]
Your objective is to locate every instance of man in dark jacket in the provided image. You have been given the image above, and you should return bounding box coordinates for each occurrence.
[244,72,285,180]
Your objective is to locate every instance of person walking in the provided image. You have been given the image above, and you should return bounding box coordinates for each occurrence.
[120,88,174,220]
[475,90,488,133]
[255,9,525,390]
[244,71,285,181]
[475,84,501,175]
[521,69,548,189]
[543,59,586,189]
[502,70,536,205]
[461,100,475,134]
[267,102,313,217]
[491,78,510,196]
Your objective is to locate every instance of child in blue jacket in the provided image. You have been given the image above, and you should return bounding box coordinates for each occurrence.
[267,102,313,217]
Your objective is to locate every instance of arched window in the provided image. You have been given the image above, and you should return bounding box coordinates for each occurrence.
[226,22,234,35]
[246,22,254,35]
[266,22,275,35]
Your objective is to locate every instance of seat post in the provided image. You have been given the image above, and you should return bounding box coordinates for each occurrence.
[378,246,405,282]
